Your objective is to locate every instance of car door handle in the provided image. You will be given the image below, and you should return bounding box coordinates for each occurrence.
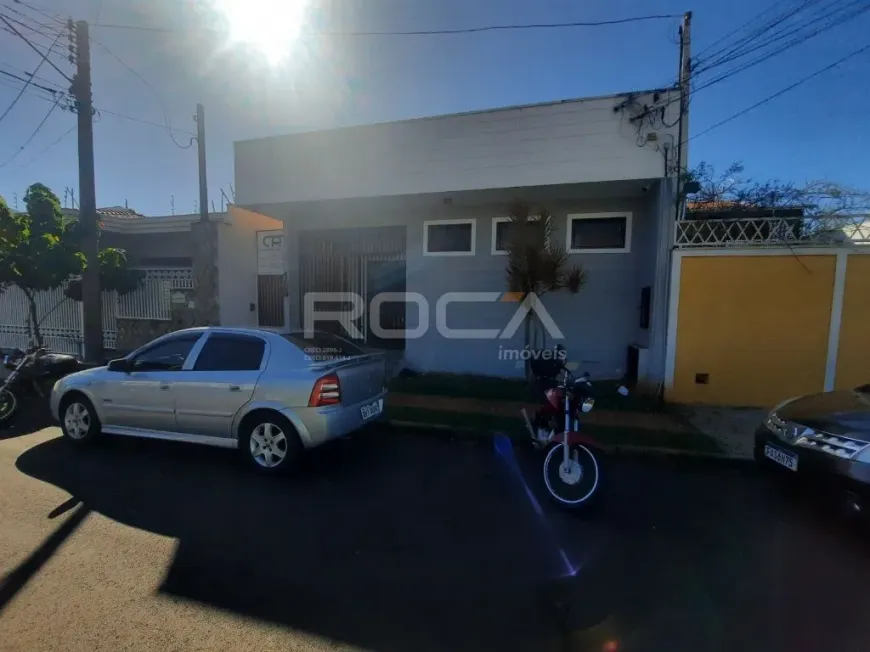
[160,384,171,391]
[229,385,241,392]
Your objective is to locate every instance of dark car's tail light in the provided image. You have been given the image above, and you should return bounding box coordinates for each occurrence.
[309,373,341,407]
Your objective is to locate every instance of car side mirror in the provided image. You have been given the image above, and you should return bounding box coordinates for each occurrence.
[107,358,130,373]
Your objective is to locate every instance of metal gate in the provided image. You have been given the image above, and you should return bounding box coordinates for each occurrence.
[0,267,193,355]
[298,226,406,344]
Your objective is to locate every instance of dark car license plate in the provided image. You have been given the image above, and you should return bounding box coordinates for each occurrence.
[764,444,798,471]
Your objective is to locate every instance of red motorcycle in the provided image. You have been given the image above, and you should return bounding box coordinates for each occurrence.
[521,350,628,509]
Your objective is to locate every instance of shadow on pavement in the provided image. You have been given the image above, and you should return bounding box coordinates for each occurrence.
[13,429,870,652]
[15,430,572,652]
[0,399,55,440]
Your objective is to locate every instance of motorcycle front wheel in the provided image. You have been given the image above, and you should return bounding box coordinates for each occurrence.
[543,443,601,509]
[0,388,18,424]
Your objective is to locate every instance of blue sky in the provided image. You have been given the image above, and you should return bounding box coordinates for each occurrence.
[0,0,868,215]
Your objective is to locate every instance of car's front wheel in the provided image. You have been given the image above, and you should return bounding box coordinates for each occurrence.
[240,413,302,474]
[60,394,101,445]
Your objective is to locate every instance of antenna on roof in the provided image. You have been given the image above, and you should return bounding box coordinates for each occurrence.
[170,195,175,216]
[12,192,18,211]
[220,187,231,211]
[63,188,68,208]
[211,200,216,213]
[125,199,129,209]
[193,200,198,213]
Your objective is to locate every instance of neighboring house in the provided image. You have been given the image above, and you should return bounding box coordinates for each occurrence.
[0,205,284,355]
[233,89,683,385]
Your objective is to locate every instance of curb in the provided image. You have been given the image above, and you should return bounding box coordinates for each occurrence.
[386,419,753,463]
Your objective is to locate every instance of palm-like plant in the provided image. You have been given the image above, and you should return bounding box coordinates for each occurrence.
[503,201,586,378]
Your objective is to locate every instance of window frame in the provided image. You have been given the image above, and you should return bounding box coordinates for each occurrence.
[126,333,204,373]
[422,218,477,257]
[189,332,269,372]
[565,212,633,254]
[491,215,543,255]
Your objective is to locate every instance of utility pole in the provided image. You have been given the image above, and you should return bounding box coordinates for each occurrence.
[72,19,102,363]
[676,11,692,179]
[196,104,208,224]
[192,103,219,325]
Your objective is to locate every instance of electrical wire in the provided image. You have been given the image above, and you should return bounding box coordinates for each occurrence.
[14,123,73,168]
[0,93,61,170]
[0,67,63,96]
[693,0,825,72]
[0,13,72,82]
[694,0,868,75]
[90,37,195,146]
[688,41,870,142]
[91,13,681,35]
[9,0,67,26]
[637,0,870,127]
[690,0,870,95]
[691,0,795,62]
[0,30,61,124]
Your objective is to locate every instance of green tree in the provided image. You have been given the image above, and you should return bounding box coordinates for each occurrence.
[0,184,142,347]
[503,201,586,379]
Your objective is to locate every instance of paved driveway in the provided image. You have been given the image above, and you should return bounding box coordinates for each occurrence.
[2,425,870,651]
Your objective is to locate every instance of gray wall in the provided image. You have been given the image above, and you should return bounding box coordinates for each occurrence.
[277,184,664,380]
[235,90,681,205]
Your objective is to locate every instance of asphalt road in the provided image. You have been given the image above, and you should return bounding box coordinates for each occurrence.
[2,423,870,652]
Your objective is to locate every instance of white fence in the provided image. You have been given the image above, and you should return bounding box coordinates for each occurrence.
[0,268,194,356]
[675,216,870,248]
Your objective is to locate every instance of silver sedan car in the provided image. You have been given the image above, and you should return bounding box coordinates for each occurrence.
[50,328,387,473]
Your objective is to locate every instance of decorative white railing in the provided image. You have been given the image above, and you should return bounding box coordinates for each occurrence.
[675,216,870,248]
[143,267,194,289]
[0,267,192,355]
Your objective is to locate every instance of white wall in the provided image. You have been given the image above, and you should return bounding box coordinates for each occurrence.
[235,90,679,205]
[218,206,283,327]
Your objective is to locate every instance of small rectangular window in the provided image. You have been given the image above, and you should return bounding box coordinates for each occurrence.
[492,216,544,254]
[423,219,475,256]
[194,334,265,371]
[567,213,632,253]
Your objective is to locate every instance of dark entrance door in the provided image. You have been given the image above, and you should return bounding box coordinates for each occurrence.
[366,260,406,349]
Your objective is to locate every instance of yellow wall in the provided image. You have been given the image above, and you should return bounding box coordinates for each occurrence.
[835,255,870,390]
[669,254,836,407]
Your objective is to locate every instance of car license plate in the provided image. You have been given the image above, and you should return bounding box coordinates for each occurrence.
[764,444,798,471]
[360,399,383,421]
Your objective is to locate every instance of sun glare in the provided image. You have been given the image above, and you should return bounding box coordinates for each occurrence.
[211,0,311,65]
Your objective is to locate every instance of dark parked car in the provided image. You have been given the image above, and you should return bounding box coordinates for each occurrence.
[755,384,870,513]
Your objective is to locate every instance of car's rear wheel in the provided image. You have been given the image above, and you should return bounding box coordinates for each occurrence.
[60,394,101,445]
[240,413,302,474]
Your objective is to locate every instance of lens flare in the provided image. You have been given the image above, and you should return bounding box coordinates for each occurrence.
[211,0,310,64]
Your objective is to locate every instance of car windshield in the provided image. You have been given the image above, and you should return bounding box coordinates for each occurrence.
[282,332,365,362]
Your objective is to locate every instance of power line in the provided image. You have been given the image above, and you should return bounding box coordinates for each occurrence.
[0,13,72,82]
[695,0,868,75]
[690,0,870,95]
[691,0,795,62]
[0,30,61,124]
[0,94,61,170]
[91,13,681,35]
[693,0,825,72]
[690,41,870,142]
[0,67,64,95]
[9,0,67,26]
[94,106,194,135]
[91,37,195,147]
[14,124,73,168]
